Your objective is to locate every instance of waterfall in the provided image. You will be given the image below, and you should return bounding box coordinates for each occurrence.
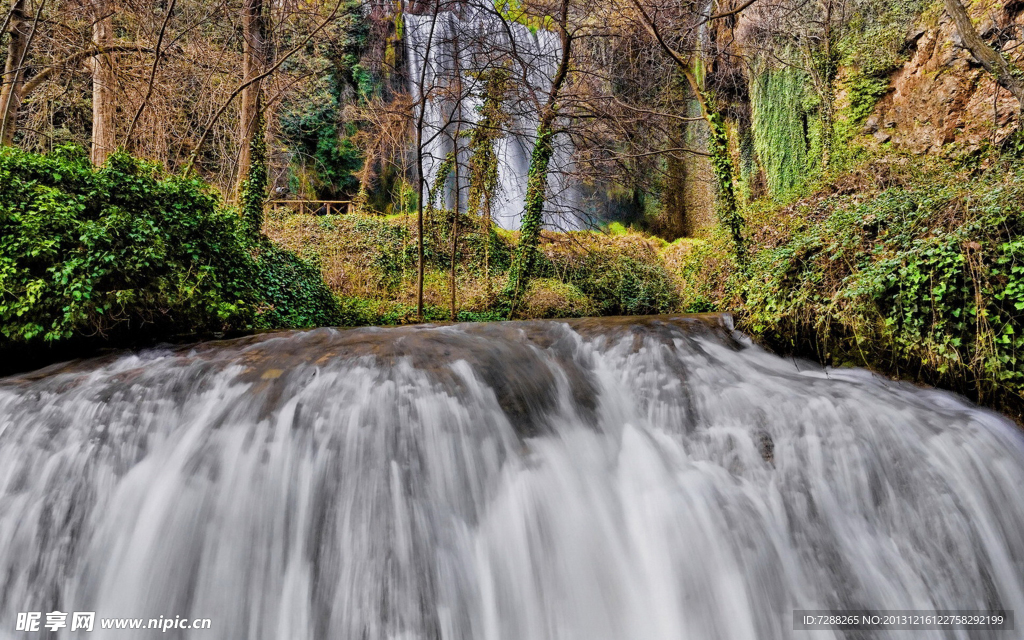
[404,4,580,230]
[1,315,1023,638]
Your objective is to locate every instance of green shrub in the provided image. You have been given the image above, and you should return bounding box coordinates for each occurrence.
[0,147,341,354]
[251,241,344,329]
[519,278,596,318]
[680,156,1024,419]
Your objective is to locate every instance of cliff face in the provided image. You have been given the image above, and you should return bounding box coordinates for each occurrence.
[866,1,1023,153]
[656,0,1024,236]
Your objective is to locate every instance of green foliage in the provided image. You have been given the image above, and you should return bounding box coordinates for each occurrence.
[251,241,344,329]
[0,147,254,345]
[606,222,629,236]
[278,0,371,200]
[0,147,342,354]
[265,211,682,322]
[675,155,1024,419]
[832,70,892,158]
[847,72,892,124]
[538,238,681,316]
[585,256,680,315]
[240,114,268,241]
[519,278,595,318]
[504,126,555,307]
[493,0,554,33]
[840,0,927,76]
[751,67,819,197]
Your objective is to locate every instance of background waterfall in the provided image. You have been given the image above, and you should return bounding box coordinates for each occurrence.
[2,316,1024,639]
[404,4,581,230]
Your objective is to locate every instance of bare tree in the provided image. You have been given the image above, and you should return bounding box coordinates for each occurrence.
[943,0,1024,111]
[236,0,269,192]
[0,0,29,145]
[502,0,574,309]
[89,0,115,164]
[626,0,752,259]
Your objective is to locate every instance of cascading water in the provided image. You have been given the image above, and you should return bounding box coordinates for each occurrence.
[404,4,580,229]
[1,315,1023,639]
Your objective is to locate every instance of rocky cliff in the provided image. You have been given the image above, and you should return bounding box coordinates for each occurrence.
[866,0,1023,153]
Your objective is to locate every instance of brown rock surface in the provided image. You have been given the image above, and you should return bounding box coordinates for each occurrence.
[871,1,1023,154]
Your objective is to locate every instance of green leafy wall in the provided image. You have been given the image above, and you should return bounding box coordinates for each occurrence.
[750,67,820,198]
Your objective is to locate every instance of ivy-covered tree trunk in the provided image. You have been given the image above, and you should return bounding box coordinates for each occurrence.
[239,114,267,241]
[467,67,509,300]
[702,96,744,262]
[502,0,571,312]
[688,73,745,262]
[237,0,269,194]
[503,125,554,308]
[629,0,747,261]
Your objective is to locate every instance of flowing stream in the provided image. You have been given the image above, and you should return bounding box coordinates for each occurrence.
[1,315,1023,639]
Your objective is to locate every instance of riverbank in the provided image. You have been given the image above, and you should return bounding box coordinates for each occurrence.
[671,152,1024,423]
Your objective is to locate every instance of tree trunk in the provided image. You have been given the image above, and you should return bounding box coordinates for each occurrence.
[90,0,115,165]
[412,4,441,321]
[944,0,1024,109]
[683,67,745,261]
[502,0,571,311]
[0,0,28,145]
[503,122,555,310]
[629,0,746,259]
[237,0,269,193]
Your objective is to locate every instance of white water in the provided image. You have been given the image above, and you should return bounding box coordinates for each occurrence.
[404,4,580,229]
[1,316,1023,639]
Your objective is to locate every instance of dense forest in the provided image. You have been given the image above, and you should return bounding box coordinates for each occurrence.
[2,0,1023,417]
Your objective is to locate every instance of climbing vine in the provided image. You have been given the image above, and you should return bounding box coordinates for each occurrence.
[240,113,268,241]
[467,67,510,295]
[703,91,746,262]
[503,126,555,308]
[751,67,819,198]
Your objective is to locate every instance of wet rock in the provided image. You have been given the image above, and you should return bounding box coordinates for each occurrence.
[757,431,775,465]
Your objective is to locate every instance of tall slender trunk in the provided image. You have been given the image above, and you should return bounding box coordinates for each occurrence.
[0,0,27,145]
[630,0,746,259]
[237,0,269,193]
[483,182,491,299]
[502,0,571,312]
[90,0,114,165]
[449,32,462,322]
[412,3,441,321]
[449,159,459,320]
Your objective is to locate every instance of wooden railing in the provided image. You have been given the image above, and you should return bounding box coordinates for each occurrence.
[266,199,353,216]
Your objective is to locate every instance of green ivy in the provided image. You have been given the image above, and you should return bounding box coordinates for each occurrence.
[0,146,342,355]
[751,67,819,197]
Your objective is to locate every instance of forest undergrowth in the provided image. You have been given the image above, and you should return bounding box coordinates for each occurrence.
[672,150,1024,422]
